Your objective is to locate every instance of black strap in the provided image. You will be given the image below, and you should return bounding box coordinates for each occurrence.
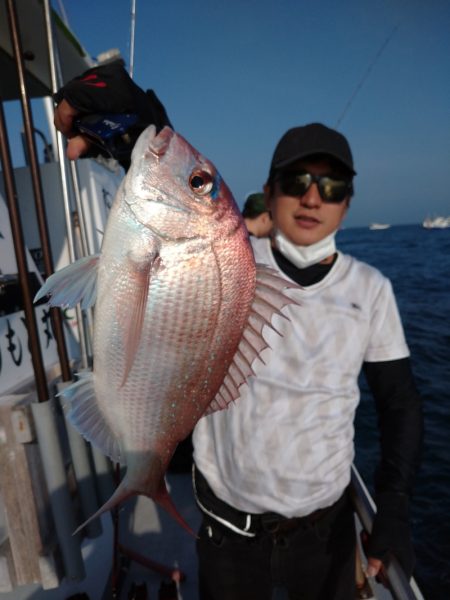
[193,465,348,536]
[194,465,255,533]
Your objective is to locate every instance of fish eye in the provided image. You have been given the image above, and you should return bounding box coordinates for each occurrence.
[189,170,214,196]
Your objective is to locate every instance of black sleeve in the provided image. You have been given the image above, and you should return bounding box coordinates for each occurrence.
[362,357,423,496]
[362,357,424,576]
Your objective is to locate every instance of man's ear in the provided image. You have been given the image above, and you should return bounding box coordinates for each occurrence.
[262,212,272,226]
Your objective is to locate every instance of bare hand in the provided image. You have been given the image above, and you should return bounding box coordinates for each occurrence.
[366,556,383,578]
[53,99,91,160]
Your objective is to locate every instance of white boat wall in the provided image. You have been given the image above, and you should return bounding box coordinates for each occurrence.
[0,0,129,594]
[0,0,94,101]
[0,158,123,380]
[0,193,60,395]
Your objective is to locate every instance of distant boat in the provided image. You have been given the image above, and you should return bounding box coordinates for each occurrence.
[369,223,391,230]
[422,216,450,229]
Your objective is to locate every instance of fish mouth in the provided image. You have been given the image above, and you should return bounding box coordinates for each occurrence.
[147,125,173,157]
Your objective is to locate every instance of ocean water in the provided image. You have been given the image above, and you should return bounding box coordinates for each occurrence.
[337,224,450,600]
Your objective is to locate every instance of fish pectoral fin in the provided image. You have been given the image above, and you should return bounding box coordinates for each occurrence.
[59,370,122,464]
[204,263,300,415]
[119,250,161,388]
[34,254,100,309]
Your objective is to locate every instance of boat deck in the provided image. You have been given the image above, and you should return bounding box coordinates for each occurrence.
[0,472,201,600]
[0,466,421,599]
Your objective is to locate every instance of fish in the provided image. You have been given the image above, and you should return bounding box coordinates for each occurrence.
[35,125,298,534]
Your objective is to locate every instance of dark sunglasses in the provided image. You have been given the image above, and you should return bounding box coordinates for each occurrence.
[275,171,353,204]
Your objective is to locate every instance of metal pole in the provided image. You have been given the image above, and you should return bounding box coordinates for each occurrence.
[0,100,49,403]
[69,162,93,368]
[42,0,93,370]
[42,0,106,538]
[6,0,71,382]
[129,0,137,78]
[41,0,76,265]
[350,466,425,600]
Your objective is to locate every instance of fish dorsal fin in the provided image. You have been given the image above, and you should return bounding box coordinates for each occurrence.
[60,370,123,464]
[204,264,300,415]
[34,255,100,309]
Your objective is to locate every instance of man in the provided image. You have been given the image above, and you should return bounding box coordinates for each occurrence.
[242,192,273,237]
[192,123,422,599]
[53,63,423,600]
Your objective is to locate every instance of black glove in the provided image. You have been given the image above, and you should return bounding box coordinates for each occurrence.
[366,491,415,579]
[54,60,172,168]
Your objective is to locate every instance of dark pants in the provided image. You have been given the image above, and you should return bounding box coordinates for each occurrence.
[196,492,356,600]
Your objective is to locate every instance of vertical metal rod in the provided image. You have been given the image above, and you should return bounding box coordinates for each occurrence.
[55,0,70,28]
[129,0,137,78]
[70,163,90,256]
[41,0,76,266]
[70,165,92,369]
[0,100,49,403]
[6,0,71,382]
[43,0,93,370]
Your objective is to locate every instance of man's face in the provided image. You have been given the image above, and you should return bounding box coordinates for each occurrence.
[266,157,351,247]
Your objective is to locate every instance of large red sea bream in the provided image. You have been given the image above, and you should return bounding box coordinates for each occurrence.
[36,125,297,532]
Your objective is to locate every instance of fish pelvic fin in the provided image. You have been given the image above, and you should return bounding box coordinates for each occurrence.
[60,370,122,464]
[34,254,100,309]
[205,264,300,414]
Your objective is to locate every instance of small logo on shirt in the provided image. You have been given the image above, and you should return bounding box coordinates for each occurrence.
[351,302,361,311]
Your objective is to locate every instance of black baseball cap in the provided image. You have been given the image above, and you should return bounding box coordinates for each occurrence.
[268,123,356,181]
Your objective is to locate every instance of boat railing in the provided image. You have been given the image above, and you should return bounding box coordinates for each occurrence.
[350,465,425,600]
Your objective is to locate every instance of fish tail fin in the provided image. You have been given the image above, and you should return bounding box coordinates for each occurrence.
[72,480,134,536]
[73,474,195,538]
[154,479,196,538]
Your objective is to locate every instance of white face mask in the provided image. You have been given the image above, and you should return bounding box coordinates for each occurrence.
[273,229,337,269]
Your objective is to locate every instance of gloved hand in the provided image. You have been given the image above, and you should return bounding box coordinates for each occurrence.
[366,491,415,580]
[53,60,172,168]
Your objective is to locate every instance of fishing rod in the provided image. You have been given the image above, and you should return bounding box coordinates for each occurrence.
[129,0,137,79]
[335,24,399,128]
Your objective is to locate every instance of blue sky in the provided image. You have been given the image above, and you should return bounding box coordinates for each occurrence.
[6,0,450,227]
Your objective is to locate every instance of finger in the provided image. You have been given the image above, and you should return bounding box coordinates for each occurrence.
[54,99,79,136]
[66,136,91,160]
[366,557,383,578]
